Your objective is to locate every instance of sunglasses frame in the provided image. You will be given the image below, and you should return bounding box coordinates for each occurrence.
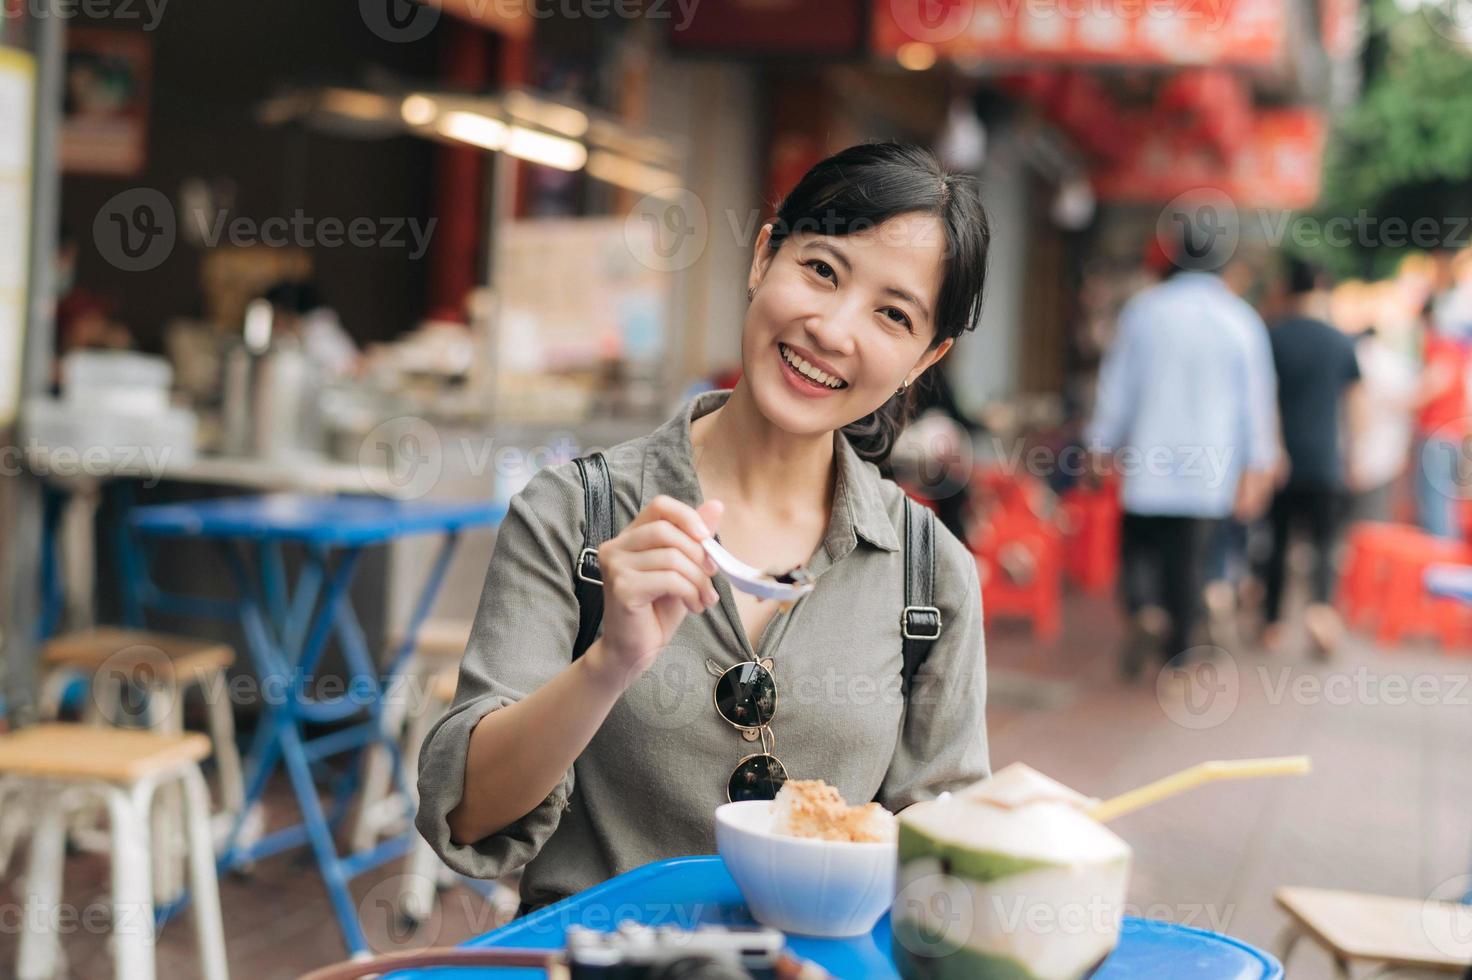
[710,659,779,737]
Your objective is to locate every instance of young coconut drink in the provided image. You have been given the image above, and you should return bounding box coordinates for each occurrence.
[892,764,1131,980]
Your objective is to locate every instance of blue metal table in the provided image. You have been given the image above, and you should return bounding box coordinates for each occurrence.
[1426,563,1472,605]
[388,856,1283,979]
[127,493,505,954]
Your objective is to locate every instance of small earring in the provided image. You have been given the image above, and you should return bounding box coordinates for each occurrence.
[746,285,754,302]
[896,380,910,395]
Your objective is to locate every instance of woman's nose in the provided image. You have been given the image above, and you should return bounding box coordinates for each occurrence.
[804,312,856,359]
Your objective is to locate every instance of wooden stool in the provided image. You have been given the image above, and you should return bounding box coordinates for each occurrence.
[40,628,247,903]
[41,628,245,819]
[2,724,229,980]
[1277,886,1472,978]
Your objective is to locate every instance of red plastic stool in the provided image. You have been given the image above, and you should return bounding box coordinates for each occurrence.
[1370,530,1472,647]
[1060,480,1121,596]
[1338,522,1416,628]
[971,525,1063,642]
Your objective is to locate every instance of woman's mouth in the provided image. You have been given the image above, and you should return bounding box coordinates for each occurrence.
[777,342,848,396]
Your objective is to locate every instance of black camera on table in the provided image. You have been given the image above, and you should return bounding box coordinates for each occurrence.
[564,922,800,980]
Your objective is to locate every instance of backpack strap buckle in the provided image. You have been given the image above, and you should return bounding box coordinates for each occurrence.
[901,605,942,641]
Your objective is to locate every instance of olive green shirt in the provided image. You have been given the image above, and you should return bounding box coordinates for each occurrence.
[416,389,990,908]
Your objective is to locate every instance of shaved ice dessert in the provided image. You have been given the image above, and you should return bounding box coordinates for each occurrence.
[892,764,1132,980]
[770,779,897,844]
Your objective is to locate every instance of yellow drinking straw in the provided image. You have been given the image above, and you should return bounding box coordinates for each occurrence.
[1089,756,1312,824]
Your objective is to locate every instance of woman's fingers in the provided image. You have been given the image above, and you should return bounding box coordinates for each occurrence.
[619,521,718,575]
[610,570,704,613]
[629,494,716,543]
[622,548,720,606]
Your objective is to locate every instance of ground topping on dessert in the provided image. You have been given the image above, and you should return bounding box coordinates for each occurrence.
[770,779,897,843]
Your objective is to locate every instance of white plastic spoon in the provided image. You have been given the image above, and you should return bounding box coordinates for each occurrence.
[702,537,817,603]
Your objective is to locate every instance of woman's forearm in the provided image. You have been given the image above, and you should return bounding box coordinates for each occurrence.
[447,637,634,845]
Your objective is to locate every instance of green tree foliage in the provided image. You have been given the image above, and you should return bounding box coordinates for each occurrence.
[1300,0,1472,277]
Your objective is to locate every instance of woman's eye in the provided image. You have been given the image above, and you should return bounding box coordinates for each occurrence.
[804,259,836,282]
[883,308,913,331]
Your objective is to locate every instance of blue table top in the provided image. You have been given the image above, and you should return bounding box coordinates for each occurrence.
[389,856,1281,979]
[129,493,506,545]
[1426,563,1472,605]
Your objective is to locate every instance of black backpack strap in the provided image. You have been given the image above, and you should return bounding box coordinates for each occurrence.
[900,497,942,698]
[571,452,614,661]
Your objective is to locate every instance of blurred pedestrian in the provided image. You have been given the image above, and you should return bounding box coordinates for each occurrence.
[1258,259,1362,658]
[1086,228,1280,677]
[1412,298,1471,539]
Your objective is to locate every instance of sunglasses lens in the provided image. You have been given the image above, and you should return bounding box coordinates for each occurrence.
[714,662,776,729]
[728,754,788,802]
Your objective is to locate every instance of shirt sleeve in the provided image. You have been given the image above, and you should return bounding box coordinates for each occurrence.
[1240,311,1281,472]
[1085,301,1141,453]
[415,463,587,880]
[876,524,990,812]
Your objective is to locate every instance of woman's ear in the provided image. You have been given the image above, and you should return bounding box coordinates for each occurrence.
[908,337,954,385]
[747,222,775,295]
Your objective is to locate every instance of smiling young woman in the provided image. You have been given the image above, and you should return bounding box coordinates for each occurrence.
[416,141,993,915]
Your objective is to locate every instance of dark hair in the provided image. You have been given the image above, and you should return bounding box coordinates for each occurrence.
[1285,255,1330,296]
[764,141,990,463]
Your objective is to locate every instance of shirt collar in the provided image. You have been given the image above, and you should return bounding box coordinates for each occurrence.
[638,388,900,556]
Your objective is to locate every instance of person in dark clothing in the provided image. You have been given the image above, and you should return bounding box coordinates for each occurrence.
[1260,258,1362,657]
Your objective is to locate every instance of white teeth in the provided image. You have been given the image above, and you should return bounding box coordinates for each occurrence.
[780,344,845,389]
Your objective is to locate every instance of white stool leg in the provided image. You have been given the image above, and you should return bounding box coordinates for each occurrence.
[0,777,28,877]
[401,836,441,924]
[105,782,157,980]
[397,686,448,922]
[200,670,244,819]
[148,685,186,906]
[17,787,66,980]
[178,766,229,980]
[350,671,415,853]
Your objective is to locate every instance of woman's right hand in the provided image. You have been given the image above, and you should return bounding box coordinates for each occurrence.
[588,494,724,684]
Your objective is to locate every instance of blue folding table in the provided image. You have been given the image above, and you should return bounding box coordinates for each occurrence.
[127,493,505,954]
[387,855,1284,979]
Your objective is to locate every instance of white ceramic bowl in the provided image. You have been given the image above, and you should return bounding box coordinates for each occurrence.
[714,800,897,938]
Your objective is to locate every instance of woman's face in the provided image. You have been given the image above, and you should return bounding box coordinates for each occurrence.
[741,212,954,439]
